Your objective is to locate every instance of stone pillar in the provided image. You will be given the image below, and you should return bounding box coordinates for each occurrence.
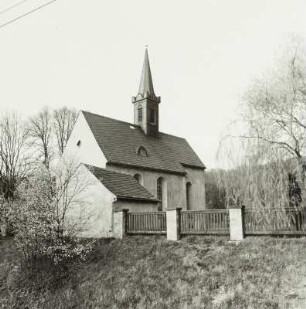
[229,207,244,241]
[113,209,128,239]
[0,223,7,237]
[166,208,181,241]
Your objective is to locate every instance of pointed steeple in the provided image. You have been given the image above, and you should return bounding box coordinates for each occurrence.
[133,48,160,103]
[138,49,156,99]
[132,48,161,137]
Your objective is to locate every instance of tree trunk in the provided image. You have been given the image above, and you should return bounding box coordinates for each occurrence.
[297,158,306,206]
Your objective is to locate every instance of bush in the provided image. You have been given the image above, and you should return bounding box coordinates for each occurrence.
[9,160,95,280]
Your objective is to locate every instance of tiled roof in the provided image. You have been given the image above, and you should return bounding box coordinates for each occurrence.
[82,111,205,174]
[85,164,158,202]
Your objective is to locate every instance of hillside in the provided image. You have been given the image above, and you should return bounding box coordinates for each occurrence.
[1,236,306,309]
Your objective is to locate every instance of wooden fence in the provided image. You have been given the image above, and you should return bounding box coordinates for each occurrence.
[124,207,306,238]
[126,212,166,235]
[244,207,306,235]
[180,209,229,235]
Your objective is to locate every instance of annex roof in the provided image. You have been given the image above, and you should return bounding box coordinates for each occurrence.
[85,164,158,202]
[82,110,205,174]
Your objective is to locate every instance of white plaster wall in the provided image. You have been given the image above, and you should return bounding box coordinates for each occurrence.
[113,200,159,212]
[185,167,206,210]
[108,165,205,211]
[65,165,115,238]
[64,112,107,168]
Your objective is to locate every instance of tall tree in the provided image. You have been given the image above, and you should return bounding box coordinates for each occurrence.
[0,113,29,199]
[53,107,77,154]
[27,107,53,168]
[241,41,306,192]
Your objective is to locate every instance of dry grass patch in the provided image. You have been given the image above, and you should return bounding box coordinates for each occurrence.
[0,235,305,309]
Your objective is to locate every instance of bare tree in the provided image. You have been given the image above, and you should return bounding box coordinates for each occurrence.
[0,112,29,199]
[204,41,306,212]
[215,40,306,210]
[53,107,77,155]
[241,40,306,189]
[27,107,53,168]
[0,113,30,236]
[51,157,94,237]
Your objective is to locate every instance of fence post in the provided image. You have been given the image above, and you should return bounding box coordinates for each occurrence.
[0,223,7,237]
[241,206,245,237]
[166,208,181,241]
[229,206,244,241]
[113,209,128,239]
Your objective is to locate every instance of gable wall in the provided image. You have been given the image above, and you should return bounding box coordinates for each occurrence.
[64,112,107,168]
[65,165,115,238]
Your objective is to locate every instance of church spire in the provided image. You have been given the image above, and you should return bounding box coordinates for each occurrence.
[133,48,160,103]
[132,48,161,137]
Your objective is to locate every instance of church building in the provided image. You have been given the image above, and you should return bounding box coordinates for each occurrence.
[64,50,206,237]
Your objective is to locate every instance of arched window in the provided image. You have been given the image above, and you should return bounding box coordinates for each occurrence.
[133,173,143,185]
[186,182,192,210]
[157,177,167,210]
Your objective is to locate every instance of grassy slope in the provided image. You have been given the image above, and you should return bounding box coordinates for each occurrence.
[1,236,306,309]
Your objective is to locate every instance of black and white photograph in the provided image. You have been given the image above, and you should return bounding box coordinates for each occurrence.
[0,0,305,308]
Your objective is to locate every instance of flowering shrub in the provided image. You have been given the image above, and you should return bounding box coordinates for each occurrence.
[10,159,95,279]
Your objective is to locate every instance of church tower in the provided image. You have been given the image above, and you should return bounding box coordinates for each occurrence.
[132,49,161,137]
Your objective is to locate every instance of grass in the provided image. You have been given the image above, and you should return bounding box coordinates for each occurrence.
[0,235,306,309]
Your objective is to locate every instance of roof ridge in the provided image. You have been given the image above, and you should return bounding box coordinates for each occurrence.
[81,110,138,127]
[159,131,185,140]
[81,110,185,139]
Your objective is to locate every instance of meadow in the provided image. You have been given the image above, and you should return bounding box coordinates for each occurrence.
[1,235,305,309]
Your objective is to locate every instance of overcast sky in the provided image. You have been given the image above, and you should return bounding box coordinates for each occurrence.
[0,0,305,169]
